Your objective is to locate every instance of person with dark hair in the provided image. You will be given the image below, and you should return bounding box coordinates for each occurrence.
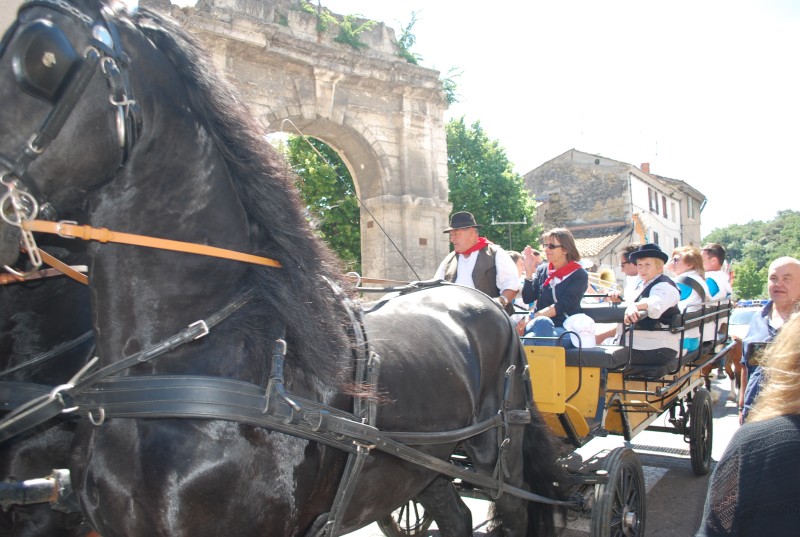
[696,313,800,536]
[701,243,732,301]
[517,228,588,345]
[621,243,681,376]
[607,243,641,303]
[596,243,642,344]
[434,211,519,314]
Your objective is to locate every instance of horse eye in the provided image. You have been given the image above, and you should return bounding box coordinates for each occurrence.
[11,19,81,103]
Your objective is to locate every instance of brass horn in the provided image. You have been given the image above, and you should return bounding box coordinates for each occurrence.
[587,268,622,292]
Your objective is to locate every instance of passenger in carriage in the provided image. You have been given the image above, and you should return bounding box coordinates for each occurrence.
[668,246,714,352]
[596,244,641,345]
[621,243,682,376]
[517,228,589,346]
[607,243,642,304]
[701,243,732,301]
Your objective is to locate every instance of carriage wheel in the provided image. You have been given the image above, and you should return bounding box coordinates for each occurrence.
[590,447,646,537]
[376,498,433,537]
[689,387,714,476]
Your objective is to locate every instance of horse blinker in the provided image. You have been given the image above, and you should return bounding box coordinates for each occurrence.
[11,18,81,104]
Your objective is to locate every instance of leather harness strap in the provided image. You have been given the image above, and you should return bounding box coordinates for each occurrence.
[21,219,282,269]
[39,249,89,285]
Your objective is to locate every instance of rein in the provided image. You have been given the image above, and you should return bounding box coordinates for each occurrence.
[21,219,282,269]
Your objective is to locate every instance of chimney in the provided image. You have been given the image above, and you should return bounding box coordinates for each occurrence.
[641,162,650,174]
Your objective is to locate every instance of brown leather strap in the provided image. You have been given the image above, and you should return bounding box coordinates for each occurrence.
[39,249,89,285]
[21,219,282,269]
[0,253,88,286]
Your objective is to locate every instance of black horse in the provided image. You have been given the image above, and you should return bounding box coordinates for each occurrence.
[0,2,562,536]
[0,246,94,537]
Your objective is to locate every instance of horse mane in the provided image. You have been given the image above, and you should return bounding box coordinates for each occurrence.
[128,6,353,388]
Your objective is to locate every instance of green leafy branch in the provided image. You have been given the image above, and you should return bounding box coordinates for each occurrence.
[300,1,336,36]
[396,12,421,65]
[334,15,377,50]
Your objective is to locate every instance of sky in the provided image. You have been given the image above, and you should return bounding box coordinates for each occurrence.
[311,0,799,237]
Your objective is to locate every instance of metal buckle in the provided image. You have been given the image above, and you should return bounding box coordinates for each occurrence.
[49,383,78,413]
[189,320,210,340]
[55,220,78,238]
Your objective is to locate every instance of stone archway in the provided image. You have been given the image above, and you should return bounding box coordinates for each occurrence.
[166,0,452,281]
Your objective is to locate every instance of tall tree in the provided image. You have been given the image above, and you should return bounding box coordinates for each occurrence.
[704,209,800,299]
[732,258,767,299]
[284,136,361,273]
[446,117,539,251]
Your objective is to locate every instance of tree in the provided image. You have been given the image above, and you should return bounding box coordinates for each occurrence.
[704,210,800,298]
[284,136,361,273]
[732,258,766,299]
[446,117,539,251]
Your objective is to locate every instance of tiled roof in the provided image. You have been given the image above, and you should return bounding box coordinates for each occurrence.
[570,224,632,257]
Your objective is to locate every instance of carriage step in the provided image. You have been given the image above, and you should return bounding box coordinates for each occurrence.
[630,443,690,457]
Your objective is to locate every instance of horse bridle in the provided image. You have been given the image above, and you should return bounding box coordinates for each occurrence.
[0,0,142,270]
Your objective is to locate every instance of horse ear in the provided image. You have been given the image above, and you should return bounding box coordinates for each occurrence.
[11,19,81,103]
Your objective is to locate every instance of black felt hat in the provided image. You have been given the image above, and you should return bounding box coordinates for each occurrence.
[443,212,481,233]
[629,243,669,263]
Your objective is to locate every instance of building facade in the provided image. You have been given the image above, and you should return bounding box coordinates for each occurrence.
[523,149,706,280]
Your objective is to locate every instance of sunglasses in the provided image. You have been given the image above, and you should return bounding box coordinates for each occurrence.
[544,244,562,250]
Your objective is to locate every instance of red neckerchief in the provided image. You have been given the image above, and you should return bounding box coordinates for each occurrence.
[459,237,491,257]
[543,261,582,287]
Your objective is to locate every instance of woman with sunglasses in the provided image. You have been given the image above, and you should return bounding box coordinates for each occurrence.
[669,245,713,352]
[518,228,588,346]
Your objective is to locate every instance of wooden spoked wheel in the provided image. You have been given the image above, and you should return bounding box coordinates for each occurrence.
[591,447,646,537]
[377,498,433,537]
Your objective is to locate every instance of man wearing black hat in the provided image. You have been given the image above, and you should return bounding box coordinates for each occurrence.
[622,243,682,376]
[434,211,519,314]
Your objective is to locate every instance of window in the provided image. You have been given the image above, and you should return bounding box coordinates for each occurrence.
[674,237,679,249]
[687,197,695,219]
[671,202,677,223]
[662,195,668,219]
[653,231,660,247]
[648,188,659,214]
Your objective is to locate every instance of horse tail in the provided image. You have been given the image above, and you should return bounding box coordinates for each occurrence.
[522,410,567,536]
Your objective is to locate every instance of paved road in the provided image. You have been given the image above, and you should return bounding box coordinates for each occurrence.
[345,373,740,537]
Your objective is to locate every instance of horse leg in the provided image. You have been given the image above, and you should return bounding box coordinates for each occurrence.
[416,476,472,537]
[726,340,743,401]
[461,426,532,537]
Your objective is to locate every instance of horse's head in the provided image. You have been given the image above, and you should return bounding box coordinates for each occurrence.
[0,0,140,266]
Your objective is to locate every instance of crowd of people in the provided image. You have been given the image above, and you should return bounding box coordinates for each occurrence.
[436,209,800,535]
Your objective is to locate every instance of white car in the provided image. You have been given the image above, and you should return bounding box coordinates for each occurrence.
[728,306,763,340]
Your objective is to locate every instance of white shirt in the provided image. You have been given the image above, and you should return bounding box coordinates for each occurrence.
[623,275,642,302]
[434,246,520,295]
[676,270,714,342]
[705,269,732,301]
[625,277,681,351]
